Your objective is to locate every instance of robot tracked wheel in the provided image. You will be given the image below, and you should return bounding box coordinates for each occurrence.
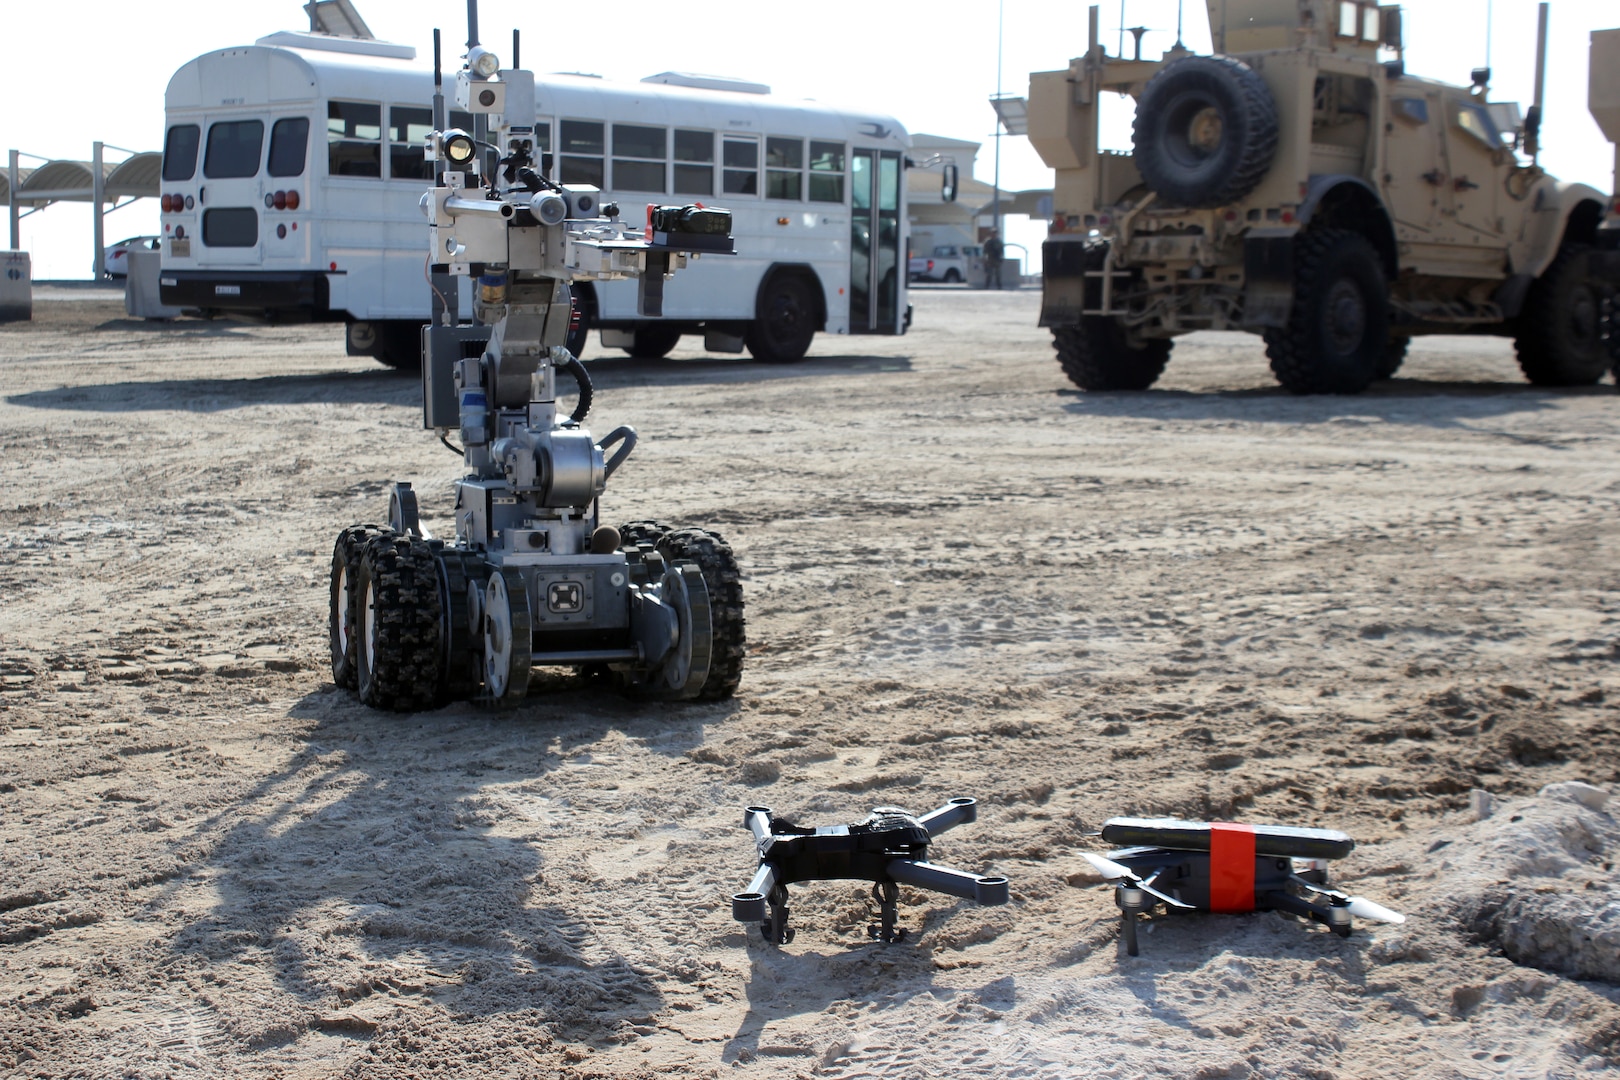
[483,568,531,703]
[654,563,712,697]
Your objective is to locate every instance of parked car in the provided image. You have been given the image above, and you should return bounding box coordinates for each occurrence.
[103,236,161,280]
[908,244,983,284]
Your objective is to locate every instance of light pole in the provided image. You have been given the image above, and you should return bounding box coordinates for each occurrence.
[992,0,1003,241]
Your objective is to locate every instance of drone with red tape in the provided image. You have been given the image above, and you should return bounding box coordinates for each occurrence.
[1081,818,1406,957]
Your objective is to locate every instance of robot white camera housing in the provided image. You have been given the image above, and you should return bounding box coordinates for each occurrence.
[562,186,602,219]
[454,71,506,113]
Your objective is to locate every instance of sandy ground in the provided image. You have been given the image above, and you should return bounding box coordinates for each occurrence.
[0,289,1617,1078]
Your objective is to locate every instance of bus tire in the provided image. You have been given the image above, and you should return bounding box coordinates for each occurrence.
[374,321,424,372]
[746,274,817,363]
[567,285,593,360]
[627,325,682,359]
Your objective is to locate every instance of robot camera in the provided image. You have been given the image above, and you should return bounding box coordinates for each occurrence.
[455,70,506,113]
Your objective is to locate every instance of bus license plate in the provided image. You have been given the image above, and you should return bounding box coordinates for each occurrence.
[215,285,241,296]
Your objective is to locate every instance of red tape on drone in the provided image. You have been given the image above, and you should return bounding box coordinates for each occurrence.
[1208,822,1256,912]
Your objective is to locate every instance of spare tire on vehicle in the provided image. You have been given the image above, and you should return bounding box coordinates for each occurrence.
[1132,54,1279,209]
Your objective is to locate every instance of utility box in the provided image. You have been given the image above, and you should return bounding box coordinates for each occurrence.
[0,251,31,322]
[124,249,182,319]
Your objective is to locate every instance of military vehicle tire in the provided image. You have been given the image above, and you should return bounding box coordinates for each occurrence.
[329,523,387,688]
[626,326,682,359]
[354,532,446,712]
[1133,54,1279,209]
[1377,337,1410,380]
[1052,320,1172,391]
[657,528,745,700]
[1514,244,1610,386]
[1264,229,1388,395]
[746,274,816,362]
[1604,286,1620,381]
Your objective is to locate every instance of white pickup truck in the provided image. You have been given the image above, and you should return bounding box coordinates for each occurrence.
[908,244,983,284]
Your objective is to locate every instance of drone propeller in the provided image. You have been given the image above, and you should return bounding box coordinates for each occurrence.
[1082,852,1194,909]
[1289,875,1406,925]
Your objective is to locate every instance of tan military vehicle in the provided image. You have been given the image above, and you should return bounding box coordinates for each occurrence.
[1026,0,1620,393]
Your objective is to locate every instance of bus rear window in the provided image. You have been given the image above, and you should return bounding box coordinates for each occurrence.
[203,207,258,247]
[328,101,381,178]
[163,124,201,182]
[203,120,264,179]
[809,141,845,203]
[267,118,309,177]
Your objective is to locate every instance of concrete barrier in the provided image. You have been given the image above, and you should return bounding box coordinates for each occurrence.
[124,249,182,319]
[0,251,31,322]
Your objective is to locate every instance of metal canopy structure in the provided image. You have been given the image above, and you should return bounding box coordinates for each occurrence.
[6,144,161,278]
[9,154,163,205]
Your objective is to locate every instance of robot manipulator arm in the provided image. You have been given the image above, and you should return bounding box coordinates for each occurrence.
[489,427,606,507]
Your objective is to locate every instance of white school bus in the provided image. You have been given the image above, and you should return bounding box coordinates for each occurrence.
[159,30,913,366]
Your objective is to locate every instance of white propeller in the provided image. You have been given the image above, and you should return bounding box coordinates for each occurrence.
[1081,852,1134,880]
[1291,875,1406,925]
[1082,852,1193,909]
[1344,895,1406,925]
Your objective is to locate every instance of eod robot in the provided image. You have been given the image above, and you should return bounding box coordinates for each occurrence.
[329,21,743,710]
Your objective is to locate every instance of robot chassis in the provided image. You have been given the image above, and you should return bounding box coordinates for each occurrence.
[328,27,743,711]
[731,798,1010,944]
[1081,818,1406,958]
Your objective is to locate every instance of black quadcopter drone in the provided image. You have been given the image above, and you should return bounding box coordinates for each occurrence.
[1081,817,1405,957]
[730,798,1010,944]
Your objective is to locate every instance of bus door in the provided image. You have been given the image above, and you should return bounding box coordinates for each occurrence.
[849,149,902,333]
[196,116,268,269]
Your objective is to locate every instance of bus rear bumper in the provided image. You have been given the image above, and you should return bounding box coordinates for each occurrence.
[159,270,326,316]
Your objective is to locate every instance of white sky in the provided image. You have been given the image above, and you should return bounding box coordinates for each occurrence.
[4,0,1616,279]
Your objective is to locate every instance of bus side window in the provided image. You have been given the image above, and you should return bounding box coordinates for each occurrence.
[163,124,201,182]
[268,118,310,178]
[328,101,381,178]
[203,120,264,179]
[723,137,759,197]
[809,141,845,203]
[560,120,605,188]
[390,105,434,181]
[673,129,714,196]
[537,121,554,178]
[612,124,666,193]
[766,137,803,200]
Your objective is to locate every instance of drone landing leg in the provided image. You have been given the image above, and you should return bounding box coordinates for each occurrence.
[868,881,905,943]
[1116,885,1149,957]
[764,884,794,945]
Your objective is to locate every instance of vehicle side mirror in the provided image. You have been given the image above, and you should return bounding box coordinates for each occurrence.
[942,164,958,203]
[1380,6,1402,50]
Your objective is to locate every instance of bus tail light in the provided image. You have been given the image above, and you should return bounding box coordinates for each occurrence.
[285,190,299,210]
[273,190,287,210]
[161,194,173,212]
